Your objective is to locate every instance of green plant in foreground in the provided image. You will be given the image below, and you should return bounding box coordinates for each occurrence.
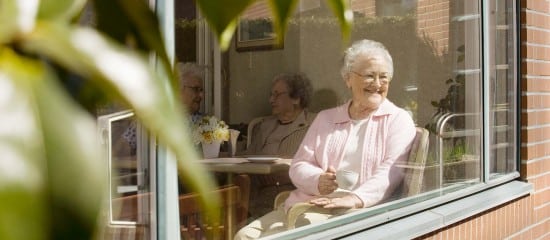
[0,0,351,239]
[1,0,215,238]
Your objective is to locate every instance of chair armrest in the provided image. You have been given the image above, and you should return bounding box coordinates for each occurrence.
[273,191,315,230]
[286,202,314,229]
[273,191,291,210]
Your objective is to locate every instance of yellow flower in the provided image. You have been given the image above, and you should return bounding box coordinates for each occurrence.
[193,115,230,144]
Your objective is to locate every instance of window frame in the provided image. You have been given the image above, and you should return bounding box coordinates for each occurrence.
[153,0,522,239]
[152,0,181,239]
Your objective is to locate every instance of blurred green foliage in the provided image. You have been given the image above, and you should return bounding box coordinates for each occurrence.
[0,0,350,239]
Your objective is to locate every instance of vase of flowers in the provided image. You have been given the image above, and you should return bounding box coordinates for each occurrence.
[192,116,230,158]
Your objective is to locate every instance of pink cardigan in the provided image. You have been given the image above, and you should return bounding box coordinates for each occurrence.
[285,99,416,211]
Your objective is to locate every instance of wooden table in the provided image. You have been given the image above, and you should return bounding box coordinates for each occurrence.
[200,157,291,174]
[199,157,292,225]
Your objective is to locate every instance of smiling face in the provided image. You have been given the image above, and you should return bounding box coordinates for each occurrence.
[345,54,391,110]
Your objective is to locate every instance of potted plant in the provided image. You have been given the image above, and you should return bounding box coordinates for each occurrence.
[193,116,230,158]
[417,44,482,189]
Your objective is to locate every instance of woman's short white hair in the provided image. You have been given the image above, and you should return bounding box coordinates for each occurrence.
[176,62,204,84]
[340,39,394,80]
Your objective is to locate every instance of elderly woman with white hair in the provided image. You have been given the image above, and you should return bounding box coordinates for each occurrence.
[177,62,205,123]
[234,39,416,239]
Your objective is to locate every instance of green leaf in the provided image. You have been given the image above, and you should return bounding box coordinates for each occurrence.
[93,0,175,88]
[326,0,353,44]
[0,0,39,44]
[268,0,299,46]
[117,0,174,86]
[92,0,132,45]
[0,48,48,240]
[37,0,87,21]
[23,22,220,219]
[32,57,106,239]
[195,0,255,50]
[0,0,17,44]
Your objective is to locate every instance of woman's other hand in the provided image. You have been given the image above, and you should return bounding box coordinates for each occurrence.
[318,166,338,195]
[310,194,363,209]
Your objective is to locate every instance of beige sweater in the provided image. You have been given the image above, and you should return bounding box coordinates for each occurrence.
[248,110,316,158]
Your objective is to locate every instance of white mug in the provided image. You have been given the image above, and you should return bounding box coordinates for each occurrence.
[228,129,240,156]
[336,170,359,190]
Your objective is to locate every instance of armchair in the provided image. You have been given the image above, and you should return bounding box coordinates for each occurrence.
[273,127,430,230]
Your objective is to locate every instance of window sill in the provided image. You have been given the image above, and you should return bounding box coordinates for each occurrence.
[341,180,532,239]
[265,179,532,240]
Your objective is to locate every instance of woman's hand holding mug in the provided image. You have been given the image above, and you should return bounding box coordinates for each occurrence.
[318,166,338,195]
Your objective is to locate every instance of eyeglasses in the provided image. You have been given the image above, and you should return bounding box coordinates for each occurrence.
[270,91,289,99]
[183,85,204,93]
[351,71,390,85]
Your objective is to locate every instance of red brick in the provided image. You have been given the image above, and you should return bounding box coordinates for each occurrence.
[533,188,549,207]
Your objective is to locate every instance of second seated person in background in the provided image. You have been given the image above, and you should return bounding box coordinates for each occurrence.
[246,73,317,218]
[248,73,316,157]
[234,39,416,239]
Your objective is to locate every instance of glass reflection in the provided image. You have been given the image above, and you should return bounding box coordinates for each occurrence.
[490,0,517,177]
[173,0,515,238]
[98,111,152,240]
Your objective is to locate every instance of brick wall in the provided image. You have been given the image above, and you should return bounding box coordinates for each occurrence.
[241,0,271,20]
[519,0,550,239]
[350,0,376,17]
[417,0,450,56]
[419,196,536,239]
[418,0,550,238]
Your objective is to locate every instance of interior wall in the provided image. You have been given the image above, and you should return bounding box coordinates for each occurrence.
[226,5,454,128]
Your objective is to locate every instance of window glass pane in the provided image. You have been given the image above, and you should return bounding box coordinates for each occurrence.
[175,0,197,63]
[97,109,154,240]
[490,0,517,177]
[80,1,156,238]
[429,1,482,189]
[172,0,516,238]
[227,0,483,194]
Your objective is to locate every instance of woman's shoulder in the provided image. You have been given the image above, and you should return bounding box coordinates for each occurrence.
[376,100,411,117]
[314,103,350,123]
[255,115,278,128]
[304,111,317,123]
[380,101,415,130]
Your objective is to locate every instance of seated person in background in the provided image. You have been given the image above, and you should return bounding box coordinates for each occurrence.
[119,62,205,152]
[177,62,205,124]
[246,73,317,218]
[118,62,207,192]
[248,73,316,156]
[234,39,416,239]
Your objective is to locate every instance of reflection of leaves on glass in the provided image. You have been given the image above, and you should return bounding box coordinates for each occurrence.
[175,19,199,62]
[443,138,466,162]
[425,45,466,133]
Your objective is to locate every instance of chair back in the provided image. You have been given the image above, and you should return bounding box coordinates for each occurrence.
[179,185,242,240]
[246,116,265,149]
[102,192,151,239]
[400,127,430,197]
